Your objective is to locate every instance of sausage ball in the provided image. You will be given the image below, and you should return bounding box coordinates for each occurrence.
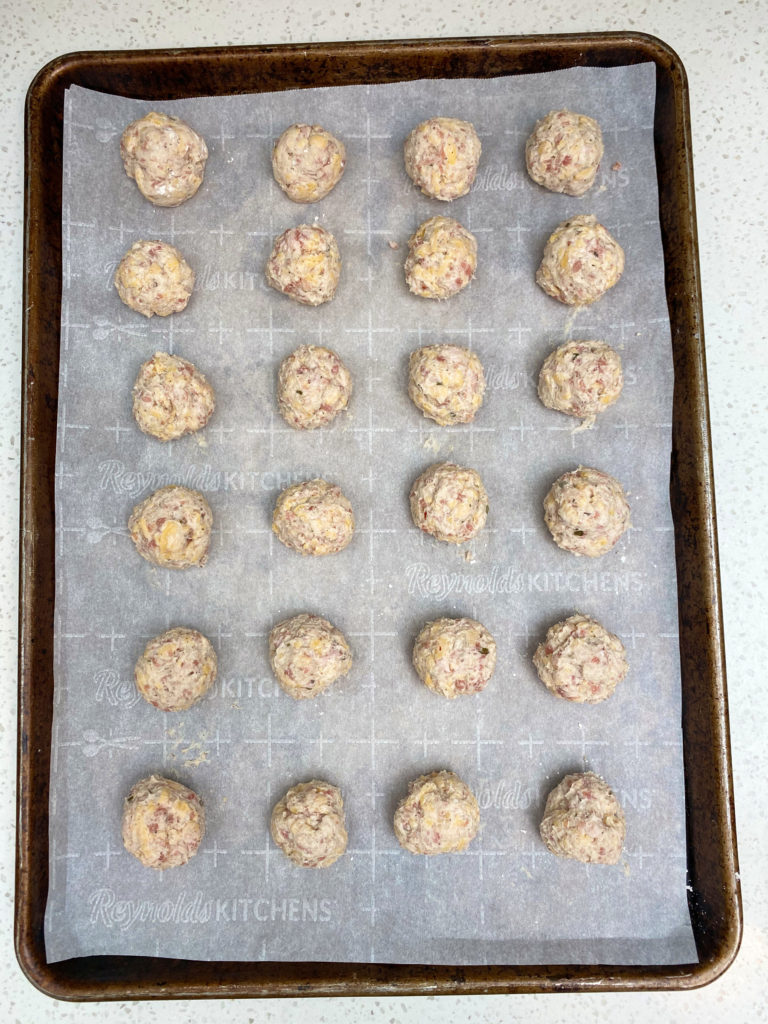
[114,240,194,318]
[132,352,215,441]
[539,771,626,864]
[134,626,218,711]
[533,614,628,704]
[272,478,355,556]
[404,116,482,201]
[277,345,352,430]
[410,462,488,544]
[538,340,623,427]
[394,770,480,855]
[536,215,624,306]
[120,111,208,207]
[272,123,346,203]
[408,344,485,426]
[269,613,352,700]
[525,109,604,196]
[128,485,213,569]
[404,216,477,300]
[270,780,348,868]
[265,224,341,306]
[543,466,630,558]
[412,617,497,699]
[122,775,205,869]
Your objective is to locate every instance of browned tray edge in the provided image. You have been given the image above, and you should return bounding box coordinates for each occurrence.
[16,31,742,1000]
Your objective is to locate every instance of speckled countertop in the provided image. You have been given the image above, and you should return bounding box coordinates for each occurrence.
[2,1,765,1021]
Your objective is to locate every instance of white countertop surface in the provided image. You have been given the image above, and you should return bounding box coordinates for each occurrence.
[2,1,765,1021]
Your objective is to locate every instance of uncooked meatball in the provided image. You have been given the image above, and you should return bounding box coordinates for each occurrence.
[277,345,352,430]
[128,485,213,569]
[536,215,624,306]
[533,614,628,703]
[120,111,208,207]
[412,617,497,699]
[404,117,482,201]
[269,613,352,700]
[525,110,604,196]
[270,780,348,868]
[394,770,480,855]
[272,478,354,556]
[539,771,626,864]
[132,352,215,441]
[408,344,485,426]
[409,462,488,544]
[114,240,195,318]
[538,340,623,427]
[134,627,218,711]
[543,466,630,558]
[122,775,205,869]
[404,216,477,300]
[272,123,346,203]
[265,224,341,306]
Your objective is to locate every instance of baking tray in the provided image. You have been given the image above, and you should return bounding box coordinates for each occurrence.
[17,32,741,998]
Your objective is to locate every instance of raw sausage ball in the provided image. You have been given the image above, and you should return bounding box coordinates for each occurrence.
[525,109,604,196]
[412,617,497,699]
[404,117,482,201]
[404,216,477,300]
[539,771,626,864]
[122,775,205,869]
[270,780,348,868]
[272,123,346,203]
[134,626,218,712]
[394,770,480,855]
[128,485,213,569]
[120,111,208,207]
[265,224,341,306]
[277,345,352,430]
[538,340,623,427]
[269,613,352,700]
[132,352,215,441]
[114,240,195,318]
[533,614,628,704]
[408,344,485,426]
[409,462,488,544]
[543,466,630,558]
[536,215,624,306]
[272,478,355,556]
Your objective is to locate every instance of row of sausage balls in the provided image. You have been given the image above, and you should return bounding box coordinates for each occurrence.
[122,768,627,872]
[121,108,607,210]
[113,207,623,315]
[131,332,623,444]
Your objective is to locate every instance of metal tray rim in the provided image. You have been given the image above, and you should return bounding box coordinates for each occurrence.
[17,30,742,1000]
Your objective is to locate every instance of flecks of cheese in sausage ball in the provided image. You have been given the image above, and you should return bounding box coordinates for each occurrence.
[525,109,604,196]
[128,485,213,569]
[404,117,481,201]
[265,224,341,306]
[272,123,346,203]
[120,112,208,207]
[272,478,355,556]
[543,466,630,558]
[394,770,480,855]
[409,462,488,544]
[122,775,205,869]
[114,240,195,318]
[404,216,477,300]
[540,771,626,864]
[270,780,348,868]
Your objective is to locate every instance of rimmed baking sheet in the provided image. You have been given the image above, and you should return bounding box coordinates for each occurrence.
[17,33,741,999]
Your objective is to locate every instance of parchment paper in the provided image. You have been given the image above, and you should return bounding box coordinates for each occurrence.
[45,64,698,965]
